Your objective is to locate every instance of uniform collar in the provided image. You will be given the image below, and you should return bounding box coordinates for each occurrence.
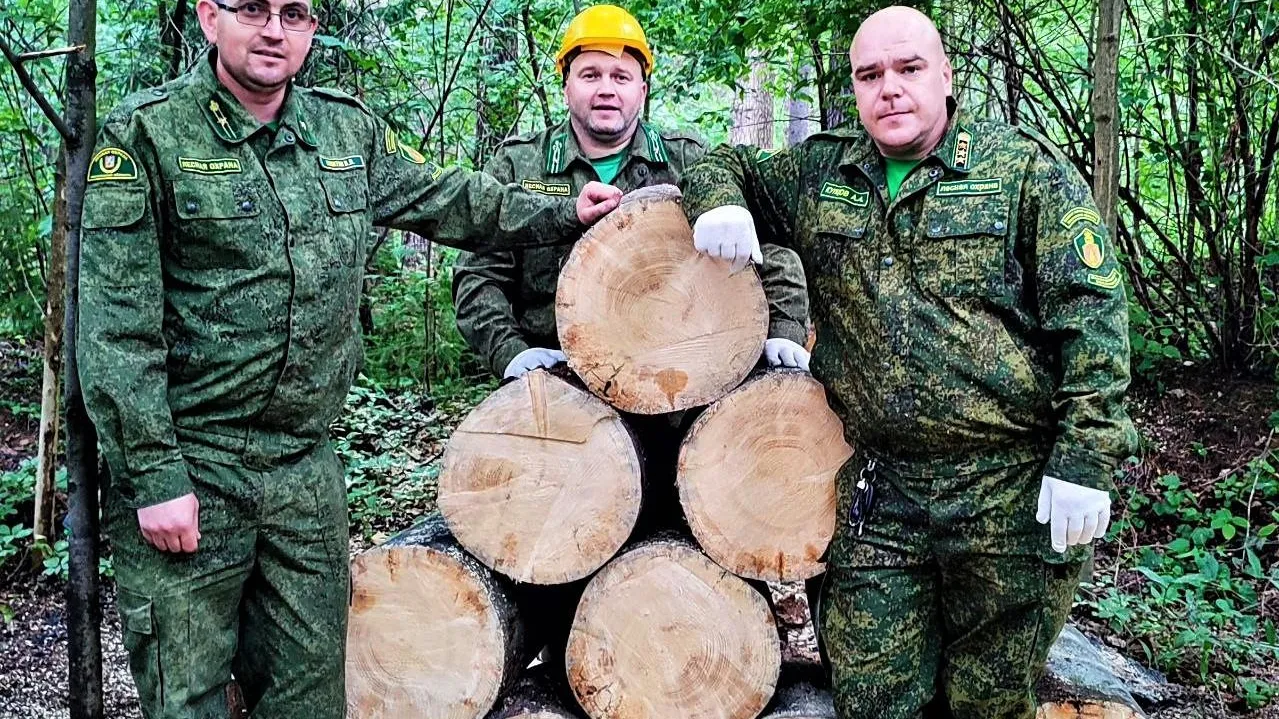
[195,49,317,148]
[838,101,974,176]
[544,120,668,174]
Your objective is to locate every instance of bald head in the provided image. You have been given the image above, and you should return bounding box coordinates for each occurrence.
[852,6,945,61]
[849,6,953,159]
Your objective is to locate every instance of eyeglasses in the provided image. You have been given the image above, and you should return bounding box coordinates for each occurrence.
[214,1,316,32]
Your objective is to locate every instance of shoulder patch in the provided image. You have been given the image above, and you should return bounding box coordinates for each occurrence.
[310,86,373,115]
[87,148,139,184]
[384,126,399,155]
[496,129,544,149]
[757,148,780,163]
[659,126,707,147]
[103,88,169,130]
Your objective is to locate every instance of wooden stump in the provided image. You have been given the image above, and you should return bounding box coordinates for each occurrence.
[556,184,769,414]
[759,664,835,719]
[346,513,529,719]
[678,370,852,581]
[566,535,781,719]
[486,665,586,719]
[439,369,643,584]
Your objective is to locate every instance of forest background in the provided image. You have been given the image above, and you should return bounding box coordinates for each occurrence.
[0,0,1277,716]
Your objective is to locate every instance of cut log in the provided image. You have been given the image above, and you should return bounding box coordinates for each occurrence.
[346,513,530,719]
[556,184,769,414]
[486,665,586,719]
[677,370,852,581]
[759,664,834,719]
[566,535,780,719]
[439,369,643,584]
[1034,625,1154,719]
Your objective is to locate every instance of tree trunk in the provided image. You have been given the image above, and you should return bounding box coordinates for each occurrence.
[785,65,816,147]
[485,665,585,719]
[59,0,101,716]
[34,153,65,541]
[556,185,768,414]
[759,664,834,719]
[438,369,643,584]
[566,534,781,719]
[1091,0,1122,231]
[346,513,533,719]
[730,53,775,147]
[677,370,851,582]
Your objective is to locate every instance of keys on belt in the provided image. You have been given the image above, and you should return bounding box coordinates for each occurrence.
[848,457,877,536]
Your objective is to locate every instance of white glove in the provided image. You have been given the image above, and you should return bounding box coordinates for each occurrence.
[1036,475,1111,553]
[763,338,811,371]
[503,347,567,379]
[692,205,764,274]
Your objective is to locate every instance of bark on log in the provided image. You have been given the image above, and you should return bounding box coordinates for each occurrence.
[439,369,643,584]
[566,534,781,719]
[759,663,834,718]
[346,513,530,719]
[678,370,852,581]
[486,665,586,719]
[556,185,769,414]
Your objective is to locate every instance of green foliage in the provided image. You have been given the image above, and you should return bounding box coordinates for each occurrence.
[1083,453,1279,707]
[0,459,37,570]
[332,376,493,540]
[361,236,487,390]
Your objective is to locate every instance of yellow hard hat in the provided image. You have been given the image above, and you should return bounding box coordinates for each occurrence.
[556,5,654,77]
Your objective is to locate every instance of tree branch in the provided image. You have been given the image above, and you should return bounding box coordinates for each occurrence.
[0,36,73,141]
[18,44,85,62]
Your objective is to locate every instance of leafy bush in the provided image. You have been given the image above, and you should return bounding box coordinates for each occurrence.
[1082,452,1279,709]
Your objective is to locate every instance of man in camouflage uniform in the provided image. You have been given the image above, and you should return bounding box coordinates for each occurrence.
[682,7,1137,718]
[452,5,811,526]
[77,0,620,716]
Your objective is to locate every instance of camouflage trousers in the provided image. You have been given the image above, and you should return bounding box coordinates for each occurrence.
[818,451,1087,719]
[106,442,349,719]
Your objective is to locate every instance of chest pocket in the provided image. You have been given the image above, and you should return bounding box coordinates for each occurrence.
[807,201,874,297]
[918,193,1011,299]
[319,170,370,267]
[171,177,263,270]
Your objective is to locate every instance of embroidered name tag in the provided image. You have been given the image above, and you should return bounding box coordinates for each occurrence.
[935,178,1003,197]
[319,155,365,172]
[819,181,869,207]
[521,179,572,196]
[178,157,243,175]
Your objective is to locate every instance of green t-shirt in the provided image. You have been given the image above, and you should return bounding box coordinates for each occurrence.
[885,157,922,201]
[590,152,625,185]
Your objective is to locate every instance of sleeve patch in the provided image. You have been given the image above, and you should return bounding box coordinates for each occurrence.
[399,144,427,165]
[1087,268,1122,289]
[1072,227,1106,269]
[1060,206,1102,228]
[87,148,139,183]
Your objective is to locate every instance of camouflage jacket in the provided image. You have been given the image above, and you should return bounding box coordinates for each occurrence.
[78,51,589,508]
[452,120,811,377]
[680,111,1137,490]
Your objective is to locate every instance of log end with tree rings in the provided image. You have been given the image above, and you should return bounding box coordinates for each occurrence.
[677,370,853,582]
[566,536,781,719]
[556,184,769,414]
[439,369,643,584]
[346,514,526,719]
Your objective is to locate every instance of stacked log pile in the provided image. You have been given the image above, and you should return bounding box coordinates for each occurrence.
[346,187,1153,719]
